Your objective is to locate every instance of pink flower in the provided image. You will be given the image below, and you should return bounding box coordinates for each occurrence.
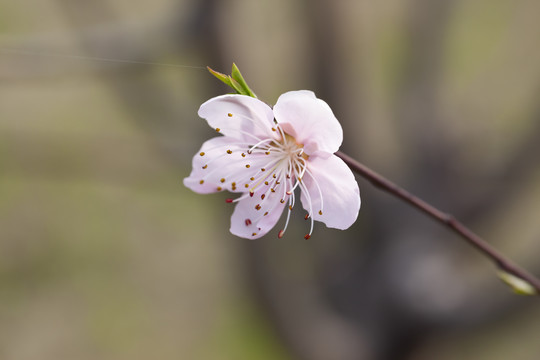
[184,90,360,239]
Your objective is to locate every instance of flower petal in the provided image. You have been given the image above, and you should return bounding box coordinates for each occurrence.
[198,94,277,143]
[183,136,270,194]
[300,154,360,230]
[230,186,287,239]
[273,90,343,157]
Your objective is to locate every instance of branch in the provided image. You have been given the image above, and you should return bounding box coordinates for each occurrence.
[336,150,540,296]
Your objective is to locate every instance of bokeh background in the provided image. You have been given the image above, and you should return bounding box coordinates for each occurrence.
[1,0,540,359]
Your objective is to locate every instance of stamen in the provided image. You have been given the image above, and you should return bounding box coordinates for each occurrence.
[245,219,252,226]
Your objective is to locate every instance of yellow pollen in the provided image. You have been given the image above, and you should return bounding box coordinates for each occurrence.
[264,181,269,185]
[319,210,323,215]
[199,152,205,156]
[264,212,268,216]
[246,164,250,168]
[227,149,232,154]
[217,186,222,191]
[199,180,204,184]
[250,177,255,181]
[220,178,225,183]
[252,232,257,236]
[245,184,249,188]
[215,128,220,132]
[227,113,233,117]
[202,165,208,169]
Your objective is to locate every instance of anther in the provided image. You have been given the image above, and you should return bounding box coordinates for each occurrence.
[227,113,233,117]
[265,151,270,155]
[272,127,276,131]
[250,177,255,181]
[199,152,205,156]
[261,168,266,172]
[252,232,257,236]
[264,212,268,216]
[319,210,323,215]
[255,204,261,210]
[215,128,220,132]
[289,205,293,211]
[217,186,222,191]
[304,214,309,220]
[304,234,311,240]
[278,230,285,238]
[245,164,250,168]
[264,181,269,185]
[245,219,252,226]
[280,199,285,203]
[202,165,208,169]
[249,191,254,197]
[245,184,249,188]
[199,180,204,184]
[261,194,265,200]
[226,149,232,154]
[220,178,225,183]
[286,191,292,195]
[270,188,275,193]
[225,198,233,203]
[272,174,276,178]
[241,153,246,157]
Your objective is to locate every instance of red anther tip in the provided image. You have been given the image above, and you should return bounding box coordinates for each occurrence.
[304,214,309,220]
[245,219,252,226]
[225,198,233,203]
[278,230,284,238]
[249,191,254,197]
[304,234,311,240]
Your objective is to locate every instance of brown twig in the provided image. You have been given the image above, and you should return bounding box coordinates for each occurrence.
[336,150,540,295]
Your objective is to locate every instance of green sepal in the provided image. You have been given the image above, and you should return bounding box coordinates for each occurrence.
[207,64,257,98]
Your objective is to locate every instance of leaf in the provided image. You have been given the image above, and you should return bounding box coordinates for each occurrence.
[497,269,537,296]
[207,64,257,98]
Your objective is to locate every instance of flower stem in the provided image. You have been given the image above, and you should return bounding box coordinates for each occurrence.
[336,151,540,295]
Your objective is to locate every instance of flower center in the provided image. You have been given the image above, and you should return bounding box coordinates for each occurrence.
[198,116,323,239]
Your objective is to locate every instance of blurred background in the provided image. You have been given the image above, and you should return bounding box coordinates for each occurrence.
[1,0,540,359]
